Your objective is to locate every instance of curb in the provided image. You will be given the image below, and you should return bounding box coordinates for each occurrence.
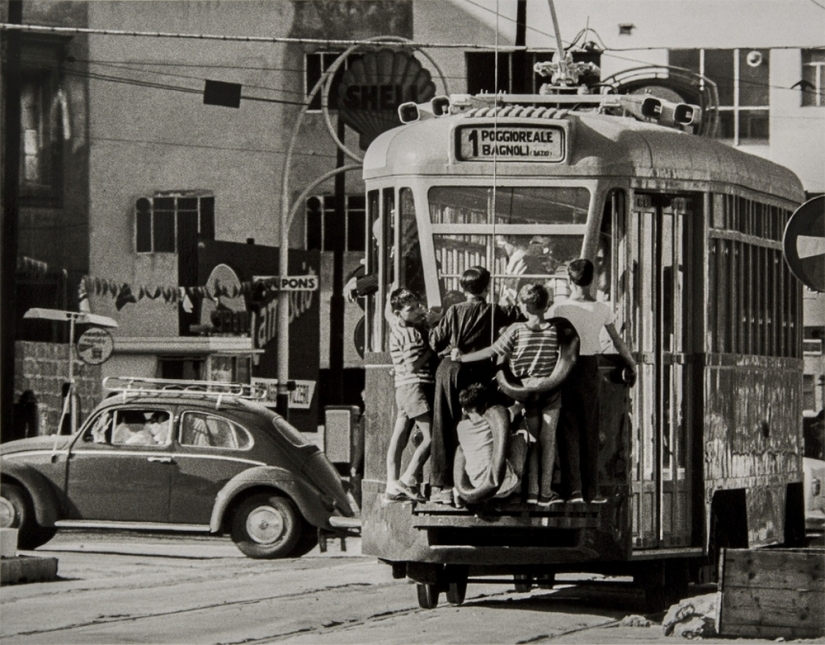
[0,555,59,585]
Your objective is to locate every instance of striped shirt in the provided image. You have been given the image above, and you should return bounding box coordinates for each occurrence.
[492,322,559,379]
[389,316,434,387]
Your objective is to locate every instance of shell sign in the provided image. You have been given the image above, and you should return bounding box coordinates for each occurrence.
[337,49,436,150]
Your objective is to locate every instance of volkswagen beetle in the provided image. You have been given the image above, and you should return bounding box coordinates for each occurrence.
[0,380,355,559]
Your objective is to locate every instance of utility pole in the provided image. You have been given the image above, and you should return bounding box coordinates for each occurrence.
[512,0,529,94]
[1,1,23,443]
[328,116,346,406]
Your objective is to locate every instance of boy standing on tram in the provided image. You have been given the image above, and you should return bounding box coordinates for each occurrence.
[428,266,518,505]
[549,258,637,503]
[453,283,563,506]
[384,287,435,502]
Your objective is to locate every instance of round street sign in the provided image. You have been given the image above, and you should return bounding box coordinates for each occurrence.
[783,195,825,292]
[77,327,114,365]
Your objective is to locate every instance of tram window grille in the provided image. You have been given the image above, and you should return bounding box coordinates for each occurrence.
[304,194,366,252]
[669,48,770,144]
[135,194,215,254]
[801,50,825,107]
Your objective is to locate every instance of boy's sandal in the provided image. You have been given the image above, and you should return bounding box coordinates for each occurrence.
[537,494,563,507]
[396,481,424,503]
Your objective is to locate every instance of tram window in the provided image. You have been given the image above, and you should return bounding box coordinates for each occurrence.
[399,188,426,300]
[428,185,589,305]
[429,186,589,225]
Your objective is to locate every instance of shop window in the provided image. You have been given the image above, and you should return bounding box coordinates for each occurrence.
[305,51,362,111]
[305,194,366,252]
[801,49,825,107]
[670,48,770,144]
[135,193,215,254]
[19,36,68,206]
[466,50,600,95]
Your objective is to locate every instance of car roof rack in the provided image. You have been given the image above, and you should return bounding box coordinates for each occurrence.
[102,376,268,405]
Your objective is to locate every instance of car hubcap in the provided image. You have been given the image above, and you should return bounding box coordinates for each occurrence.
[246,505,284,544]
[0,496,16,529]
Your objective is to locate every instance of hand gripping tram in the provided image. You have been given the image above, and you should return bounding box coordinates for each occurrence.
[357,90,807,610]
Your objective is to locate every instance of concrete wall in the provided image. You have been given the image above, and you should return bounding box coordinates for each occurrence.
[14,341,102,436]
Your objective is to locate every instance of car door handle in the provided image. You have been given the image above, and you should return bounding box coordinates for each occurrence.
[147,456,174,464]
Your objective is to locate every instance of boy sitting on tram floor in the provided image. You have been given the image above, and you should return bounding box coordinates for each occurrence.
[384,287,435,502]
[452,283,563,506]
[427,266,519,505]
[454,383,528,505]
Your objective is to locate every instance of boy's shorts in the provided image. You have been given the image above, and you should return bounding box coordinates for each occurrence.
[519,376,562,412]
[395,382,432,419]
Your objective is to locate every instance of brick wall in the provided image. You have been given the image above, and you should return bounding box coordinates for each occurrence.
[14,341,102,436]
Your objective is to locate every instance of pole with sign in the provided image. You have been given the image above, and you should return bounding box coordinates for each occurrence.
[23,309,117,434]
[783,195,825,293]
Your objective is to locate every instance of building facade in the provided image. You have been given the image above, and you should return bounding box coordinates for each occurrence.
[3,0,823,435]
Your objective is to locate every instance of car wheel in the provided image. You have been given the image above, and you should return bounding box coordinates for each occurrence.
[290,524,319,558]
[231,494,301,559]
[0,482,56,550]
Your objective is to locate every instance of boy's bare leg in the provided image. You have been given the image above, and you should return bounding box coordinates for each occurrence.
[386,414,414,492]
[524,412,541,501]
[538,407,561,499]
[401,414,432,487]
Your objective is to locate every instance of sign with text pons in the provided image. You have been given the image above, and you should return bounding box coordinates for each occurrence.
[253,275,319,292]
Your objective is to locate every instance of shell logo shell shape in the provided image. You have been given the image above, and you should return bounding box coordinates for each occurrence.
[337,48,436,150]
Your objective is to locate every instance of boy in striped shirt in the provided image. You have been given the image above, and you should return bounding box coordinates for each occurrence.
[452,283,562,506]
[385,288,434,502]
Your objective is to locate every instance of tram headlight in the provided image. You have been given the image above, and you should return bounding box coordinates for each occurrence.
[619,95,702,129]
[431,96,451,117]
[398,102,420,123]
[639,97,663,119]
[674,103,701,126]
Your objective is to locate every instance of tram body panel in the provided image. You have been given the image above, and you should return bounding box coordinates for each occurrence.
[364,113,801,204]
[702,356,804,547]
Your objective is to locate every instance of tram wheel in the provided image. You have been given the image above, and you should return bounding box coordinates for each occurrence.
[514,574,533,593]
[417,583,440,609]
[446,580,467,605]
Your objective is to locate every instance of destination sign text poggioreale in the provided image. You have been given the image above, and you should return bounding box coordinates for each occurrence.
[456,126,565,162]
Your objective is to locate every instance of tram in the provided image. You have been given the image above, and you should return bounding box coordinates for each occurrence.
[357,90,807,610]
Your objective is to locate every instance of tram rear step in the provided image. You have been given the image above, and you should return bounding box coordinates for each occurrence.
[412,513,598,529]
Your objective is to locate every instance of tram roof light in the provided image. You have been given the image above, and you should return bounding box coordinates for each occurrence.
[674,103,701,126]
[398,102,420,123]
[431,96,451,116]
[640,97,663,119]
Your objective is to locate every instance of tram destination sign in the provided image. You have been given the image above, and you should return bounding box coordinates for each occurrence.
[456,125,565,162]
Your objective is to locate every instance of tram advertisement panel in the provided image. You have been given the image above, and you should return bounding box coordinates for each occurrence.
[455,125,565,162]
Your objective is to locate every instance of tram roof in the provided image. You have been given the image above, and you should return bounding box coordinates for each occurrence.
[363,110,804,204]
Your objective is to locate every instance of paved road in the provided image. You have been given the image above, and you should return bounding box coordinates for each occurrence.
[0,531,783,644]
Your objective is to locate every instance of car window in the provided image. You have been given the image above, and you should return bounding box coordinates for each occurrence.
[109,409,172,446]
[179,412,252,450]
[82,411,114,444]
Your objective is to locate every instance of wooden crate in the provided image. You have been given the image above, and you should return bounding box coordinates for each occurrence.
[719,548,825,639]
